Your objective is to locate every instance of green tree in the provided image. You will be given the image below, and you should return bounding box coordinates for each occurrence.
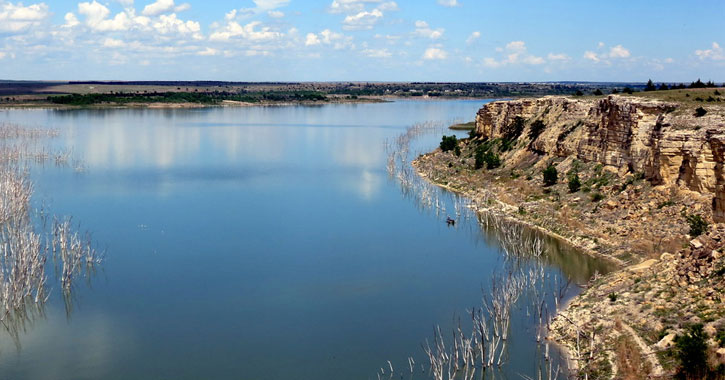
[675,324,708,380]
[439,135,458,152]
[568,173,581,193]
[593,89,603,96]
[685,214,708,237]
[543,165,558,186]
[644,79,657,91]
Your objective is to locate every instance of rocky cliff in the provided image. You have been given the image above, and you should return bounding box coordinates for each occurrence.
[475,95,725,221]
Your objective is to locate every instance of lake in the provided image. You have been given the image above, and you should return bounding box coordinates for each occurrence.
[0,100,611,380]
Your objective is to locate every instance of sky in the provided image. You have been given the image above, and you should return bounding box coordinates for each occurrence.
[0,0,723,82]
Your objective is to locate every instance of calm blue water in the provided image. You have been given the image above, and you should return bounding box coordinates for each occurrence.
[0,101,609,380]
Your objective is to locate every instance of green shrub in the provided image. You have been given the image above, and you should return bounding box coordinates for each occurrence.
[440,135,458,152]
[568,173,581,193]
[675,324,708,379]
[593,89,603,96]
[591,192,604,202]
[484,151,501,169]
[608,293,618,302]
[694,107,707,117]
[685,214,708,237]
[474,145,486,169]
[542,165,558,186]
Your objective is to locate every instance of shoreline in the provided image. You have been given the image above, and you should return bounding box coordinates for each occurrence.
[412,158,624,267]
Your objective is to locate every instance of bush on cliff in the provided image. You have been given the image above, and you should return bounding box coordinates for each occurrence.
[542,165,558,186]
[685,214,708,237]
[675,324,708,380]
[568,173,581,193]
[474,144,502,170]
[694,107,707,117]
[440,135,458,152]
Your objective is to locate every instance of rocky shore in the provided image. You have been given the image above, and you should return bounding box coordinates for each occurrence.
[414,93,725,379]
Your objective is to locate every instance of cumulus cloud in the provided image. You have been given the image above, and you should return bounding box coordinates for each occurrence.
[267,10,284,18]
[414,20,444,39]
[330,0,385,14]
[583,50,600,62]
[153,13,200,36]
[608,44,630,58]
[197,47,219,56]
[362,48,391,58]
[305,29,354,49]
[465,31,480,45]
[695,42,724,61]
[305,33,321,46]
[437,0,459,7]
[0,1,49,33]
[209,20,283,42]
[422,47,447,60]
[142,0,175,16]
[342,8,382,30]
[547,53,570,61]
[584,43,631,63]
[483,41,544,67]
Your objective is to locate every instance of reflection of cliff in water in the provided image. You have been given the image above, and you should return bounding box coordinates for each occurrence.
[476,211,616,284]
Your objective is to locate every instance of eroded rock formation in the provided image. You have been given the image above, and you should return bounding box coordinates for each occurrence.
[475,95,725,221]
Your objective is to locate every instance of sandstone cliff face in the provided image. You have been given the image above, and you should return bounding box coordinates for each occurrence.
[475,96,725,221]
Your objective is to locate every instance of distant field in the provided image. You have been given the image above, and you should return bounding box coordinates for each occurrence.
[631,87,724,106]
[449,121,475,130]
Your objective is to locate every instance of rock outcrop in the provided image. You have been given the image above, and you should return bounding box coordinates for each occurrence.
[475,96,725,221]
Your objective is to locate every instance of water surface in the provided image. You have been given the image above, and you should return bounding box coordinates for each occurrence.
[0,101,610,380]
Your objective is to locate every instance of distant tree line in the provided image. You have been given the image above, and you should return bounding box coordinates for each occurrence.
[48,90,328,106]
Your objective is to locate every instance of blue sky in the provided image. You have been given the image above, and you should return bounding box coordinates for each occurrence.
[0,0,723,81]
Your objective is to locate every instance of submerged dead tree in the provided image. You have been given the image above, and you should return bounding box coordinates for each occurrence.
[379,121,572,380]
[0,123,101,336]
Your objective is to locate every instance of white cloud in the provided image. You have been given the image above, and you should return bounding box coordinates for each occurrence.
[63,12,80,28]
[329,0,381,14]
[695,42,724,61]
[584,43,631,64]
[362,48,391,58]
[414,20,444,39]
[102,37,126,47]
[153,13,201,36]
[583,50,600,62]
[305,29,354,49]
[422,47,447,60]
[253,0,289,10]
[547,53,570,61]
[608,44,630,58]
[483,41,544,67]
[209,20,283,42]
[197,47,219,56]
[267,10,284,18]
[465,31,480,45]
[305,33,321,46]
[342,8,382,30]
[0,1,49,32]
[437,0,459,7]
[142,0,175,16]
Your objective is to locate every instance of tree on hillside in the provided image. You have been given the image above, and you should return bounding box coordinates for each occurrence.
[644,79,657,91]
[690,79,706,88]
[658,83,669,91]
